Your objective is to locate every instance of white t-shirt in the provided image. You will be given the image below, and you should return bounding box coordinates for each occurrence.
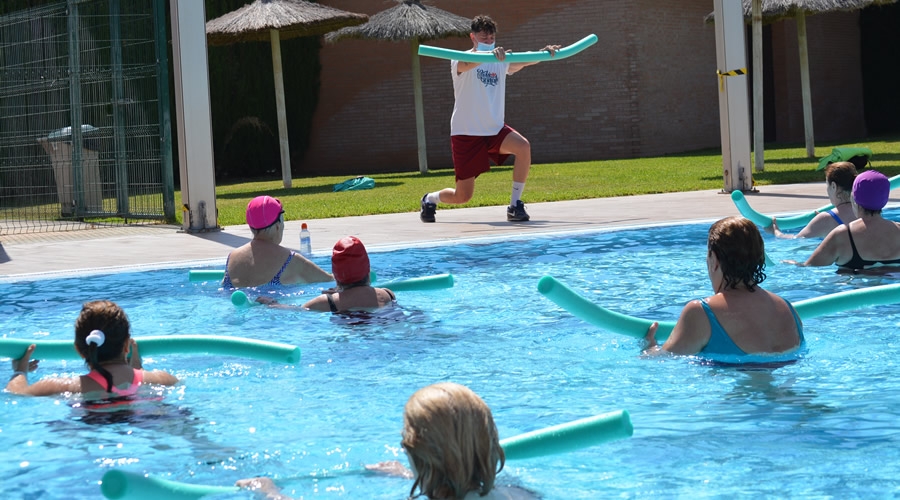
[450,59,510,136]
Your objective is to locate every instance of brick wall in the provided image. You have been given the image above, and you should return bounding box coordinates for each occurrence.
[769,11,866,144]
[303,1,866,175]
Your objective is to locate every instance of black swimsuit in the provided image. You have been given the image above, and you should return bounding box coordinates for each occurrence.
[325,288,396,312]
[839,228,900,270]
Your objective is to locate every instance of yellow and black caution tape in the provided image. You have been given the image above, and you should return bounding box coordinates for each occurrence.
[716,67,746,91]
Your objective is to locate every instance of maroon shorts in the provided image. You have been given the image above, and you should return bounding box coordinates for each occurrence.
[450,124,516,181]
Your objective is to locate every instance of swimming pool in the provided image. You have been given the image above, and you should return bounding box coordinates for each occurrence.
[2,219,900,498]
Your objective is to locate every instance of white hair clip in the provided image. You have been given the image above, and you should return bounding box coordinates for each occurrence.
[86,329,106,347]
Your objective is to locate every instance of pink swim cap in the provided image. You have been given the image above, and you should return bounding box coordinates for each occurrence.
[246,196,283,229]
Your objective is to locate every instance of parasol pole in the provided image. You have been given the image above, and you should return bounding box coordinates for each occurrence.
[796,12,815,158]
[752,0,764,172]
[411,37,428,174]
[270,28,292,188]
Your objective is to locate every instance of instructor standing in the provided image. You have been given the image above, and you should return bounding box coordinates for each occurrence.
[420,15,559,223]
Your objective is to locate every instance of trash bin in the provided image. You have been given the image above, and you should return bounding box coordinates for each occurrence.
[36,124,103,216]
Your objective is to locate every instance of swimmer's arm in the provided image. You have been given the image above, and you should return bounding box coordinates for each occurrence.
[5,344,79,396]
[364,460,414,479]
[6,375,80,396]
[300,295,331,312]
[793,212,835,239]
[236,477,292,500]
[643,301,709,356]
[287,253,334,284]
[142,370,178,386]
[786,228,845,267]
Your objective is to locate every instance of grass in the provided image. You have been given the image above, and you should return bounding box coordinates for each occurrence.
[181,135,900,227]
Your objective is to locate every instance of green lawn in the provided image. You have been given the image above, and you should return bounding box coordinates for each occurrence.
[185,136,900,227]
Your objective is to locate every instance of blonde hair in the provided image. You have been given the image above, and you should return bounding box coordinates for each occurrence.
[402,383,504,499]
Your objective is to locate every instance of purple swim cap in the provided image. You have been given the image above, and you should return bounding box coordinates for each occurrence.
[852,170,890,211]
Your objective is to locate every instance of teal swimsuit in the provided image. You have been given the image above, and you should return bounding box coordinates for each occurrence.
[699,299,805,364]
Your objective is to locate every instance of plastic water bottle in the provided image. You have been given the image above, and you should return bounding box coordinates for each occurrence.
[299,223,312,257]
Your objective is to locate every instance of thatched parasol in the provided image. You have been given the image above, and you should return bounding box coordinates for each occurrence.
[326,0,471,174]
[207,0,368,188]
[707,0,897,166]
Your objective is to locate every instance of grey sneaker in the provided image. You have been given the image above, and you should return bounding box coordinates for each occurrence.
[507,200,530,221]
[420,194,436,223]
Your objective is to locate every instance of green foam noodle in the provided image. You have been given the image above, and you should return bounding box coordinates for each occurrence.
[539,275,900,340]
[101,470,238,500]
[538,275,675,340]
[0,335,300,364]
[100,408,632,499]
[500,409,633,461]
[188,270,224,282]
[418,34,598,63]
[231,274,454,308]
[378,273,454,292]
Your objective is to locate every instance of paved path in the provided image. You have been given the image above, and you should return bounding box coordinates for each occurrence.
[3,183,897,279]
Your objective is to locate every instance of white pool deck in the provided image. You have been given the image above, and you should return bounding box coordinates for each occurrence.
[3,182,898,279]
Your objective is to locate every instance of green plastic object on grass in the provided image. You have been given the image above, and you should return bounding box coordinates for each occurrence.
[538,275,900,340]
[0,336,300,364]
[418,34,598,64]
[333,176,375,192]
[816,146,872,171]
[99,408,632,499]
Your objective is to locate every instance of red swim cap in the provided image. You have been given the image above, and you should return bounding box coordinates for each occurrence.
[332,236,370,284]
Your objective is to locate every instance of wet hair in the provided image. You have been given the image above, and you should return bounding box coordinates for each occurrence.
[74,300,131,392]
[824,161,858,200]
[707,217,766,291]
[471,15,497,35]
[402,383,504,499]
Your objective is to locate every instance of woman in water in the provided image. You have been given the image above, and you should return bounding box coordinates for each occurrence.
[785,169,900,273]
[223,195,332,288]
[239,382,536,499]
[766,161,858,239]
[644,216,804,361]
[6,300,177,397]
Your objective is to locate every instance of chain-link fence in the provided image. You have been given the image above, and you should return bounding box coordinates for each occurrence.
[0,0,174,235]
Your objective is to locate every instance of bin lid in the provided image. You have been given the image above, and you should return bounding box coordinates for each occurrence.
[47,124,99,141]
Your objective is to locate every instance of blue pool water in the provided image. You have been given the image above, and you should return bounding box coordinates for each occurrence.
[2,219,900,499]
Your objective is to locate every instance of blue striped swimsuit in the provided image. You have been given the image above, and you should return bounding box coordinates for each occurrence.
[222,252,294,289]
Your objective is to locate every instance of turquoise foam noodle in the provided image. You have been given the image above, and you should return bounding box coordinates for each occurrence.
[231,290,256,307]
[418,34,598,64]
[537,275,675,340]
[378,273,454,292]
[231,274,454,307]
[99,409,631,499]
[730,190,818,229]
[188,270,224,282]
[791,283,900,319]
[101,470,238,500]
[500,409,633,461]
[539,275,900,340]
[0,335,301,364]
[730,173,900,231]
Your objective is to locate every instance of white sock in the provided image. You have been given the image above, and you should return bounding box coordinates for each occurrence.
[510,182,525,207]
[425,192,441,205]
